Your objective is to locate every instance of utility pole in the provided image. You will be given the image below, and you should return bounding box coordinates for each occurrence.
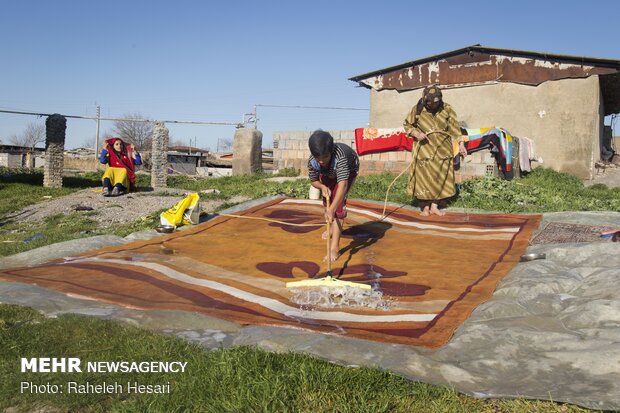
[95,105,101,158]
[253,104,258,129]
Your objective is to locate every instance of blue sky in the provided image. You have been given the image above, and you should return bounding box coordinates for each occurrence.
[1,0,619,150]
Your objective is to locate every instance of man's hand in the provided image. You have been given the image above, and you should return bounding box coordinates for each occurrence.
[325,207,335,224]
[321,185,331,200]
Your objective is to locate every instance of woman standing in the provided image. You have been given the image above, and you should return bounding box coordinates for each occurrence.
[404,85,467,216]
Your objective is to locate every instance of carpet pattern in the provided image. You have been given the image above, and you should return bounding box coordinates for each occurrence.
[0,198,541,348]
[531,222,617,244]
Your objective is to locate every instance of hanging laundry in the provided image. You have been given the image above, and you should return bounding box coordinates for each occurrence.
[463,127,515,180]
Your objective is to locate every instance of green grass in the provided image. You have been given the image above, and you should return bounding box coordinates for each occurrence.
[0,304,593,413]
[0,213,102,256]
[350,171,411,205]
[452,168,620,212]
[0,210,168,257]
[168,172,310,200]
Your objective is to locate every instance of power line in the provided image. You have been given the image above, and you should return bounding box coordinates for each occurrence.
[253,104,369,130]
[255,104,369,111]
[0,108,240,126]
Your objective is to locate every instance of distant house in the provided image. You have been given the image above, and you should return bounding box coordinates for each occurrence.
[65,147,96,158]
[63,147,100,172]
[200,149,274,177]
[167,146,209,175]
[0,144,45,168]
[348,44,620,179]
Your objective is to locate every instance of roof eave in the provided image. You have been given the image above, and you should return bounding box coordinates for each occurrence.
[349,45,620,83]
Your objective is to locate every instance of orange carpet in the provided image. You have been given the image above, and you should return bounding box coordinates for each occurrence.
[0,198,541,348]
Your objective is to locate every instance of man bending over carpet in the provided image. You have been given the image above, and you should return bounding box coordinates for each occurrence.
[307,130,359,262]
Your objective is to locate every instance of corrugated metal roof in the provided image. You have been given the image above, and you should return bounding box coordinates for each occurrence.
[349,44,620,82]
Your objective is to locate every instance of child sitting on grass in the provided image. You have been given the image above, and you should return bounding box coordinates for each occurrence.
[307,130,359,262]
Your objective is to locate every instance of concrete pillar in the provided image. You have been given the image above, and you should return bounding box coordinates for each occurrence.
[150,120,169,188]
[43,114,66,188]
[232,128,263,175]
[25,152,33,169]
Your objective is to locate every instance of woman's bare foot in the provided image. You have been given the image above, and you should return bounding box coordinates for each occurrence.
[322,230,328,240]
[430,204,445,216]
[420,206,430,216]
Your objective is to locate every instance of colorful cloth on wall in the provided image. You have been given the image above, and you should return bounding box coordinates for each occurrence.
[354,128,412,155]
[356,126,518,181]
[0,198,541,348]
[463,127,515,180]
[355,128,460,157]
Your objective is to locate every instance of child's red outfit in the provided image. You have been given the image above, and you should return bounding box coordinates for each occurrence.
[308,143,359,219]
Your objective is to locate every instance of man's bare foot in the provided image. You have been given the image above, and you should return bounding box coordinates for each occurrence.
[323,250,340,262]
[420,206,430,216]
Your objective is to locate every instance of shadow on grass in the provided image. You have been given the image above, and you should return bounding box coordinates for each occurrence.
[1,168,102,188]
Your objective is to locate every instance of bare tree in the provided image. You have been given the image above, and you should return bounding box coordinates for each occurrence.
[111,113,153,151]
[168,133,187,148]
[217,138,233,152]
[10,122,46,150]
[80,136,95,149]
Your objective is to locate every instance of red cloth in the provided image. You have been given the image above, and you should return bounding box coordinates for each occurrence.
[105,138,136,188]
[320,172,357,219]
[354,128,412,155]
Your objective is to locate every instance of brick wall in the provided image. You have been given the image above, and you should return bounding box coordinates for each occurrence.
[273,130,410,176]
[273,129,501,181]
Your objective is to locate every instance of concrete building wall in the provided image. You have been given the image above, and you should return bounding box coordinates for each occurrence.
[33,156,45,168]
[168,156,198,175]
[369,76,602,179]
[0,152,45,168]
[0,153,24,168]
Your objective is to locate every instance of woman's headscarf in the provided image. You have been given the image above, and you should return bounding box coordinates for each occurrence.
[422,85,443,113]
[105,137,136,187]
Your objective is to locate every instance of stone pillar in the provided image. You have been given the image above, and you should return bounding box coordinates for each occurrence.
[43,114,66,188]
[150,121,169,188]
[232,128,262,175]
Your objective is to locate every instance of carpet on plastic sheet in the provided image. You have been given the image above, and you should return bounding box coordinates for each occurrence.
[0,197,541,348]
[531,222,617,245]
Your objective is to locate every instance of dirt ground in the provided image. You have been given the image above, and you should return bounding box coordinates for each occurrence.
[7,187,251,229]
[585,163,620,187]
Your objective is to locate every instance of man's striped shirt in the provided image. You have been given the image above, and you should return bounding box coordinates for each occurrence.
[308,143,359,183]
